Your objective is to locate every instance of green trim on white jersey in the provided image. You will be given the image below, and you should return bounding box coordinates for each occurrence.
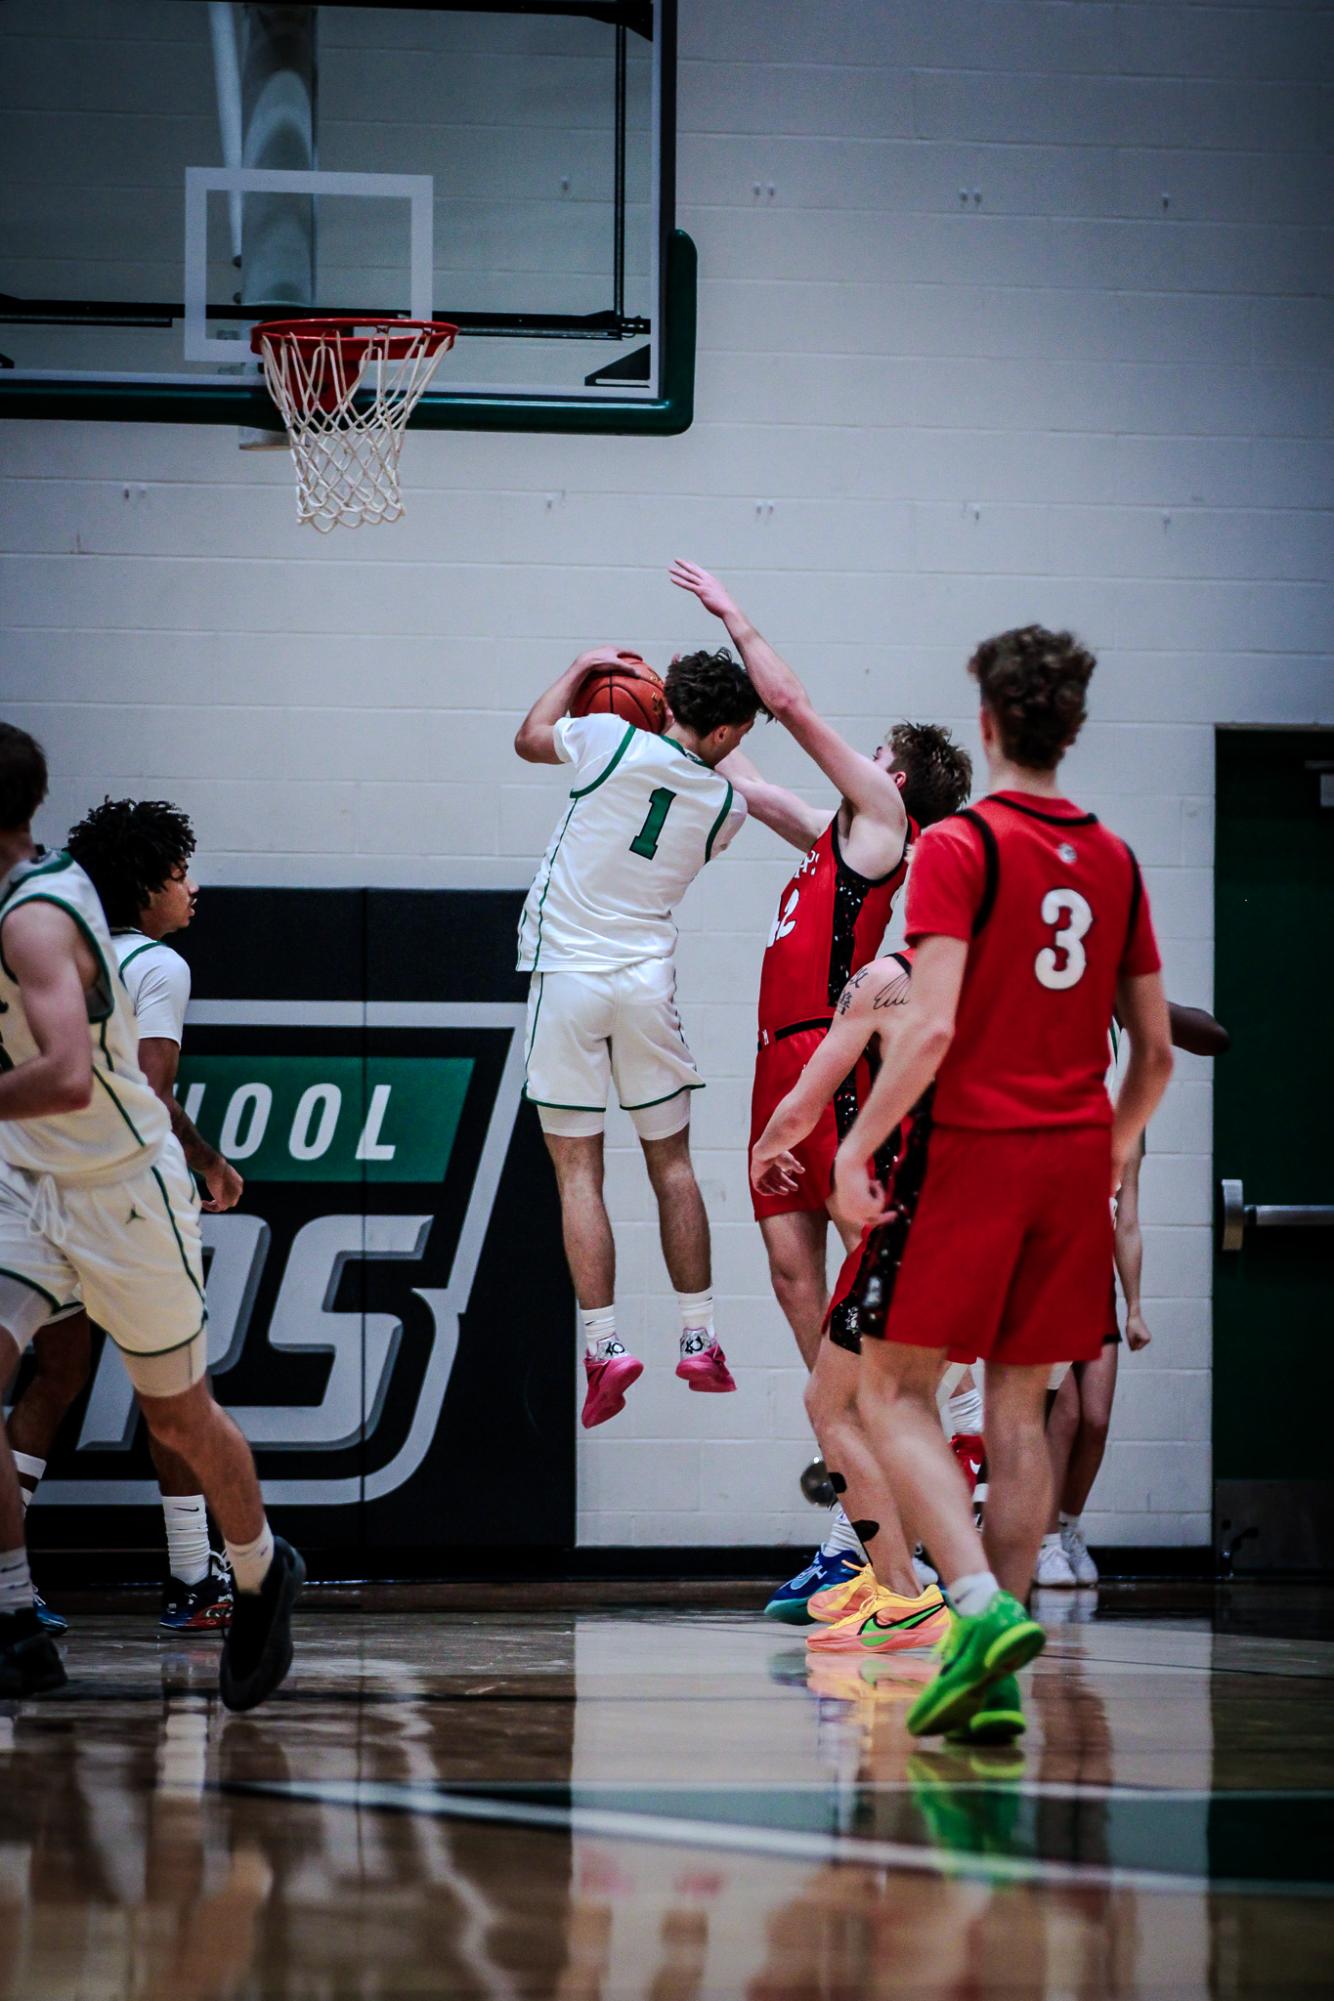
[570,722,637,798]
[0,892,115,1022]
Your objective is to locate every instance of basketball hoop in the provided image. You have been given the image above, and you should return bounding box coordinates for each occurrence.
[250,317,458,531]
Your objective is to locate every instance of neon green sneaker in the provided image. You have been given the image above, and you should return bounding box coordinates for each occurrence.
[946,1673,1026,1746]
[905,1593,1045,1739]
[907,1749,1024,1855]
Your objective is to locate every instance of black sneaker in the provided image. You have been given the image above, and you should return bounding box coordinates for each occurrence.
[160,1552,234,1632]
[219,1538,304,1713]
[0,1607,68,1698]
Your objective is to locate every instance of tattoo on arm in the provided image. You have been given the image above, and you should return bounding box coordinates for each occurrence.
[167,1094,220,1174]
[871,974,911,1010]
[836,969,871,1016]
[836,966,910,1017]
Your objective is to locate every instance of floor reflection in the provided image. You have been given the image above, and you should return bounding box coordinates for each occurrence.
[0,1598,1331,1998]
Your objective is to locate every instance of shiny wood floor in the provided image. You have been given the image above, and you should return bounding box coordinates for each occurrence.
[2,1585,1332,1999]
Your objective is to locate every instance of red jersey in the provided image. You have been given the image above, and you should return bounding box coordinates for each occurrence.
[757,816,915,1039]
[905,791,1160,1129]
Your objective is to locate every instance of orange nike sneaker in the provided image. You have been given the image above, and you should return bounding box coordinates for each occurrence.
[806,1586,897,1653]
[807,1563,876,1626]
[809,1585,950,1655]
[856,1587,951,1656]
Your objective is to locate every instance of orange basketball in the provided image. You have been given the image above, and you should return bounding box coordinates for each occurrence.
[570,652,667,734]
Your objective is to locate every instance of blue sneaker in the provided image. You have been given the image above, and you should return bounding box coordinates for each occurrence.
[160,1552,233,1633]
[33,1589,68,1637]
[763,1548,863,1626]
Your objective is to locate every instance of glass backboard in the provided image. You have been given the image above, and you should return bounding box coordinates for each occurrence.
[0,0,693,432]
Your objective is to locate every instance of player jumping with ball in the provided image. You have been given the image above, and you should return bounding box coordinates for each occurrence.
[515,644,762,1428]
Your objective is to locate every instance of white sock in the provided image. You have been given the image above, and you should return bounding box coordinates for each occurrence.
[225,1521,275,1595]
[946,1569,1000,1619]
[946,1387,983,1436]
[1040,1531,1061,1551]
[14,1452,45,1511]
[0,1546,34,1616]
[162,1494,210,1587]
[820,1506,865,1562]
[1060,1512,1082,1534]
[580,1306,620,1363]
[678,1289,714,1353]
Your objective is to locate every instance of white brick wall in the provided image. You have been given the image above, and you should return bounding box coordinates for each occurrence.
[3,0,1331,1549]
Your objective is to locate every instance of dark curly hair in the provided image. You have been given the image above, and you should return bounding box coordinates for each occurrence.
[664,648,766,736]
[969,626,1095,771]
[66,797,196,929]
[0,723,48,832]
[885,722,973,828]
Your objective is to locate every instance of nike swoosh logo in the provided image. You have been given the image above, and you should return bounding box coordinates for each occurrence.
[862,1604,946,1636]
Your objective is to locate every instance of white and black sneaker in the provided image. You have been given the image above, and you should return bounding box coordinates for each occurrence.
[219,1539,305,1713]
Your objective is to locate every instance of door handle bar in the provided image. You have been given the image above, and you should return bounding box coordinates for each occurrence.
[1219,1179,1334,1253]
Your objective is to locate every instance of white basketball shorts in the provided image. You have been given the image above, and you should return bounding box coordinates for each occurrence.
[524,959,702,1139]
[0,1138,208,1398]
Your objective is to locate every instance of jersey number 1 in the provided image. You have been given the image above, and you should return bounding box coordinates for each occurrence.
[1035,888,1093,990]
[629,787,677,860]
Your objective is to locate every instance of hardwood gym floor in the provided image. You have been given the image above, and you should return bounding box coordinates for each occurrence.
[2,1584,1331,1998]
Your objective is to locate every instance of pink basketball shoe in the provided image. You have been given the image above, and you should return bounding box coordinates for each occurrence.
[675,1336,736,1393]
[581,1348,643,1429]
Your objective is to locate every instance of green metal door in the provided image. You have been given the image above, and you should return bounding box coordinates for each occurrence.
[1214,731,1334,1571]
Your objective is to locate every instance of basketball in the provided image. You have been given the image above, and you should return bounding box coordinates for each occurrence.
[570,652,667,734]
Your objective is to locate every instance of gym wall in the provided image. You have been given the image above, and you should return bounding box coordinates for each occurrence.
[3,0,1331,1552]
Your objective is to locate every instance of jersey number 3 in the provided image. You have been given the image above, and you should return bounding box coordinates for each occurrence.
[1035,888,1093,990]
[629,787,677,860]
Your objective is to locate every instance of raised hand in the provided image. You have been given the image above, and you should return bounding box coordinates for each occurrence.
[573,643,637,672]
[669,559,739,621]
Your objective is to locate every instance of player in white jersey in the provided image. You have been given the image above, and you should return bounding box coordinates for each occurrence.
[7,798,247,1634]
[515,644,761,1428]
[0,726,300,1707]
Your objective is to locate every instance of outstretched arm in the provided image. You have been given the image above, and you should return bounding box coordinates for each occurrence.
[831,934,967,1229]
[750,960,911,1194]
[671,561,906,838]
[718,745,828,852]
[0,903,95,1120]
[514,647,627,764]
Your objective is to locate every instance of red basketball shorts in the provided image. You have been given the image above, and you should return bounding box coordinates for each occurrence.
[749,1030,838,1222]
[836,1120,1114,1368]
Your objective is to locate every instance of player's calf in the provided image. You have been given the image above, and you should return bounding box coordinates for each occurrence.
[136,1375,301,1710]
[0,1484,65,1697]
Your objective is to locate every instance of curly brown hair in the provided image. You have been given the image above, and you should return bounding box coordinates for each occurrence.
[664,648,767,735]
[968,625,1095,770]
[67,797,196,928]
[885,722,973,828]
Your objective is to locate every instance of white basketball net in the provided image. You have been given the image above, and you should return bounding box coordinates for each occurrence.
[254,321,455,532]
